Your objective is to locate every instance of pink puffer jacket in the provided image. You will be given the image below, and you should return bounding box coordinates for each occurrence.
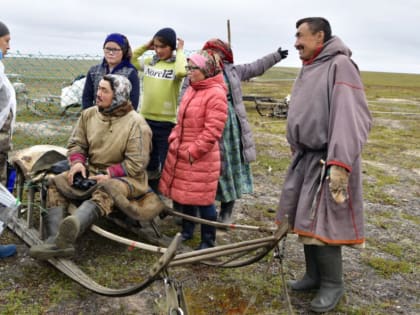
[159,73,227,205]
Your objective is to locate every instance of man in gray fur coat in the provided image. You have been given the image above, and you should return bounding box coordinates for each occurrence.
[276,17,372,313]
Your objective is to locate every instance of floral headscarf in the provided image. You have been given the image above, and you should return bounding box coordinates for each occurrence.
[101,74,132,113]
[188,50,222,78]
[202,38,234,66]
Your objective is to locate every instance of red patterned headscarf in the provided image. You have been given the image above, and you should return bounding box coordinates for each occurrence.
[202,38,234,66]
[188,50,222,78]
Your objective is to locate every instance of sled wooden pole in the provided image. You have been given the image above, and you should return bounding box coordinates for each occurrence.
[170,241,273,267]
[170,221,289,267]
[165,208,277,233]
[90,224,167,254]
[173,235,275,260]
[227,19,231,46]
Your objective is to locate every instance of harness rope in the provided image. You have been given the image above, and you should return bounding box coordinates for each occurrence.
[274,236,295,315]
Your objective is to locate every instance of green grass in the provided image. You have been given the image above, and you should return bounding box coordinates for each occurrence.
[365,256,412,278]
[401,213,420,225]
[12,127,69,150]
[361,71,420,99]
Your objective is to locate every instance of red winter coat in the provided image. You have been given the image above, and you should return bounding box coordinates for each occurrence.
[159,73,227,205]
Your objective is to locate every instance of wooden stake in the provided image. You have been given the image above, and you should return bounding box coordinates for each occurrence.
[227,19,231,47]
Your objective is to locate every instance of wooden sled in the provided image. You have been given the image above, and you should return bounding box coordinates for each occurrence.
[243,94,289,118]
[5,145,289,313]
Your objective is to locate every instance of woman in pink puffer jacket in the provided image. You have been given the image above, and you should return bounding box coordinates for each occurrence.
[159,50,227,249]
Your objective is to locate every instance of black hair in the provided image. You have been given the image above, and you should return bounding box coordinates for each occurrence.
[0,21,10,37]
[121,35,133,61]
[102,74,115,92]
[154,36,172,48]
[296,17,332,43]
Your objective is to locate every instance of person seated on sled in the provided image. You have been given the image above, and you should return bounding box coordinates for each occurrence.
[29,74,163,260]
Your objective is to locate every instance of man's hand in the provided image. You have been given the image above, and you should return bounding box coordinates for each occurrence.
[90,173,110,183]
[328,165,349,203]
[67,162,86,185]
[278,47,288,59]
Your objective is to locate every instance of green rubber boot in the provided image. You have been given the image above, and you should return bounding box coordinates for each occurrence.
[310,246,344,313]
[288,245,320,291]
[42,206,64,244]
[30,206,70,259]
[55,200,101,249]
[29,201,101,260]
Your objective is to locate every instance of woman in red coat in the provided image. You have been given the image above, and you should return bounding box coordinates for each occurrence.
[159,50,227,249]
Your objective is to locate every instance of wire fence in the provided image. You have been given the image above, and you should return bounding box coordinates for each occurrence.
[3,53,118,149]
[3,51,200,149]
[4,50,204,118]
[4,52,101,117]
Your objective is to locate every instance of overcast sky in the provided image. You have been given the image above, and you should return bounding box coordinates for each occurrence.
[3,0,420,74]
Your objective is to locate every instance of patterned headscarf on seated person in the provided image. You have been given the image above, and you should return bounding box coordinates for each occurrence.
[101,74,132,114]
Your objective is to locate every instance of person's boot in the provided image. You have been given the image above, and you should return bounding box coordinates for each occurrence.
[147,169,160,194]
[55,200,101,249]
[218,201,235,224]
[288,245,320,291]
[310,246,344,313]
[197,223,216,250]
[30,206,68,259]
[0,244,16,258]
[173,201,183,226]
[181,219,195,241]
[42,207,64,244]
[148,178,159,195]
[29,201,101,260]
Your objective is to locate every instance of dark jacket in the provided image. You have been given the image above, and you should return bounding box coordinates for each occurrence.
[82,60,139,110]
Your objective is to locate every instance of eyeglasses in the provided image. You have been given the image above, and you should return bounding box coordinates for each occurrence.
[185,65,200,71]
[103,47,122,54]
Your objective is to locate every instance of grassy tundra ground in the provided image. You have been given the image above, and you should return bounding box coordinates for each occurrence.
[0,65,419,314]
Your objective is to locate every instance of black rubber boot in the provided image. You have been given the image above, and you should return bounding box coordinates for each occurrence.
[148,178,159,194]
[173,201,184,226]
[310,246,344,313]
[288,245,320,291]
[180,206,198,241]
[181,219,195,241]
[218,201,235,224]
[55,200,101,249]
[197,223,216,250]
[42,207,64,244]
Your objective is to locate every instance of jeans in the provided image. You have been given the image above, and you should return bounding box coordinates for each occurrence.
[146,119,175,172]
[181,204,217,245]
